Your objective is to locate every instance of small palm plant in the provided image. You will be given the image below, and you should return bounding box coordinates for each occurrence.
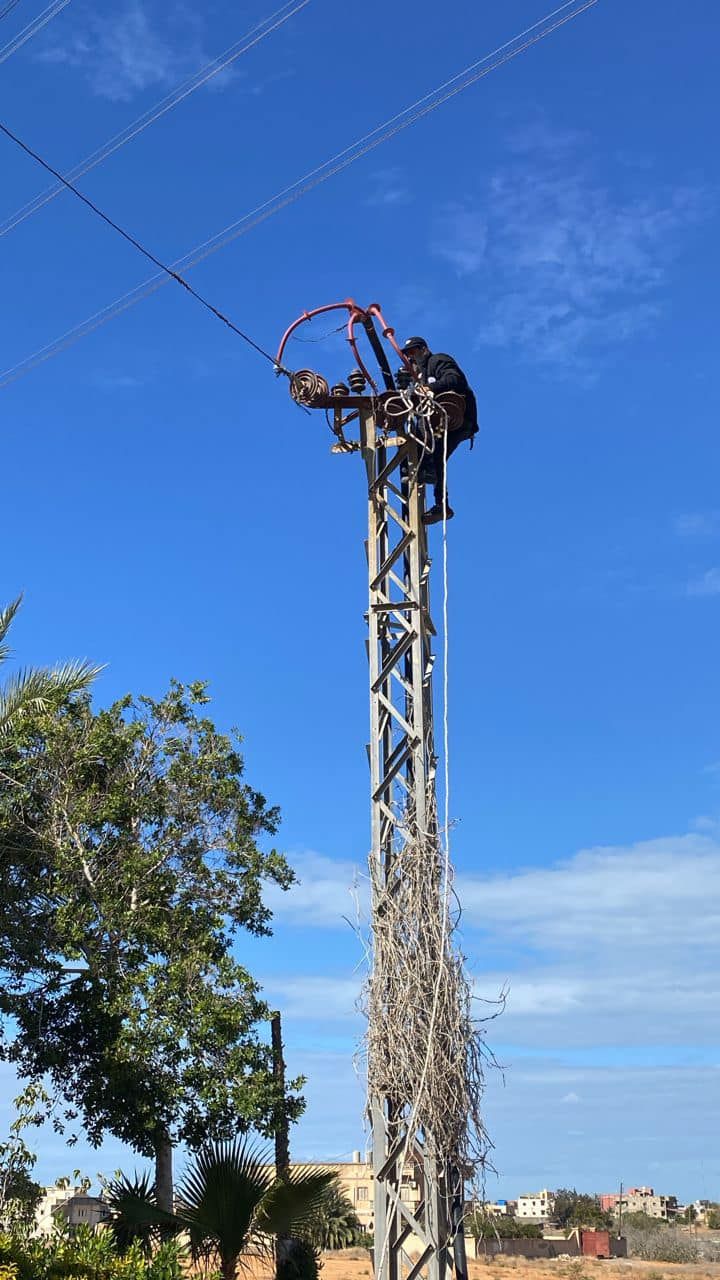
[109,1139,334,1280]
[0,595,101,734]
[104,1171,159,1255]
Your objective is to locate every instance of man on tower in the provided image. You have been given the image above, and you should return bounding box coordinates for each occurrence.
[400,337,478,525]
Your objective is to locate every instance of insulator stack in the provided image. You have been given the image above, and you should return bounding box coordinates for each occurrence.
[289,369,330,406]
[331,382,350,397]
[396,366,412,390]
[347,368,366,394]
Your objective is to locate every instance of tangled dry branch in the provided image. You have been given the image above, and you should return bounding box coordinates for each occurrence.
[364,793,499,1178]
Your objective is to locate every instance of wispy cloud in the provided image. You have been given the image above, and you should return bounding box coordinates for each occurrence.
[265,850,367,928]
[431,122,709,370]
[36,2,200,101]
[267,830,720,1053]
[92,371,145,390]
[366,169,412,208]
[675,511,720,538]
[687,567,720,597]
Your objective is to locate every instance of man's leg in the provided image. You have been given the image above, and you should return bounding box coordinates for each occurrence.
[432,428,465,509]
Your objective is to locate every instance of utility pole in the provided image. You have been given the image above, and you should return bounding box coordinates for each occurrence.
[275,300,473,1280]
[618,1182,623,1240]
[271,1010,293,1274]
[271,1011,290,1181]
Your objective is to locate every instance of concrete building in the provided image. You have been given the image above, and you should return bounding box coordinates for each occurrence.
[599,1188,678,1221]
[33,1186,109,1235]
[266,1151,421,1235]
[517,1190,554,1222]
[480,1200,516,1217]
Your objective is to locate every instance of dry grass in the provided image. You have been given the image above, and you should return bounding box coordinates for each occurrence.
[242,1253,720,1280]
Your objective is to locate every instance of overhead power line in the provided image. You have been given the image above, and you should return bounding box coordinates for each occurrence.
[0,1,24,24]
[0,117,286,369]
[0,0,599,390]
[0,0,69,66]
[0,0,309,241]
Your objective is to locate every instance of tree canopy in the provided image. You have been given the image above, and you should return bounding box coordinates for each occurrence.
[468,1213,542,1240]
[552,1189,612,1230]
[0,681,303,1201]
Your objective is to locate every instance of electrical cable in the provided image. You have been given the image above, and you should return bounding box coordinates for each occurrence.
[0,1,24,24]
[0,0,309,240]
[0,116,288,371]
[0,0,599,389]
[0,0,69,66]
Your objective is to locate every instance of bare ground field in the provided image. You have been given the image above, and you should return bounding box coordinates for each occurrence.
[245,1253,720,1280]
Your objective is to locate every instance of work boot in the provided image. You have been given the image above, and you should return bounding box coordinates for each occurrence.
[424,503,454,525]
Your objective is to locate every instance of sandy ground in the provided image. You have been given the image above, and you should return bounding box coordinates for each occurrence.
[245,1252,720,1280]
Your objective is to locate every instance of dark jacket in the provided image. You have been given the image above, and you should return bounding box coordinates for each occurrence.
[417,351,478,433]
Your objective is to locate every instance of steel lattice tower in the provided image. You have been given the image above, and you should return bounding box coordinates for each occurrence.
[275,302,469,1280]
[362,400,460,1280]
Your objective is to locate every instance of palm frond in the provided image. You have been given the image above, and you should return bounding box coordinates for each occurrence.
[0,660,103,734]
[176,1138,273,1268]
[104,1171,174,1254]
[257,1169,336,1238]
[0,594,23,660]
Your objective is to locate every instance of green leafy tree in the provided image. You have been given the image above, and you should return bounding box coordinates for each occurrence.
[115,1138,334,1280]
[0,1082,48,1230]
[552,1189,612,1230]
[0,596,100,734]
[0,682,303,1210]
[304,1178,362,1250]
[706,1207,720,1230]
[469,1213,542,1241]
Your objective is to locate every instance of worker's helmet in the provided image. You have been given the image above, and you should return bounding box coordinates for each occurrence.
[402,336,429,354]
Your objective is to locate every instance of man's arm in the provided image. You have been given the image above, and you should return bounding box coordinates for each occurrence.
[424,353,468,396]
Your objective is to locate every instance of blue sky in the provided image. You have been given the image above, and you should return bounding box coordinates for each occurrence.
[2,0,719,1203]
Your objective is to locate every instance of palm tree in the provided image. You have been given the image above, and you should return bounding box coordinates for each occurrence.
[0,595,101,734]
[112,1139,334,1280]
[306,1180,362,1250]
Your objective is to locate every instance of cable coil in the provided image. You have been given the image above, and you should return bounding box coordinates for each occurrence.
[289,369,329,406]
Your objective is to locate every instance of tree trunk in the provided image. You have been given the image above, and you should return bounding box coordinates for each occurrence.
[154,1131,173,1213]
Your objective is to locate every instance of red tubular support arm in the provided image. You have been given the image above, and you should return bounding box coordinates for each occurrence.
[275,299,359,368]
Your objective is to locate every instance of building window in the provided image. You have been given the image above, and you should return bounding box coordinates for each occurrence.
[357,1187,369,1202]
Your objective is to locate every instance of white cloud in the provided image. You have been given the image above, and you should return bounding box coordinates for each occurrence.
[687,568,720,597]
[561,1092,580,1105]
[458,833,720,952]
[269,830,720,1053]
[265,851,369,928]
[431,123,708,368]
[36,3,200,102]
[262,974,361,1021]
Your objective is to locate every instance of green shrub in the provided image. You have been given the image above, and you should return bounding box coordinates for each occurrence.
[625,1228,698,1263]
[0,1227,186,1280]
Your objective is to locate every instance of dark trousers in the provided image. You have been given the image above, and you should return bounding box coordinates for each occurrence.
[432,425,473,506]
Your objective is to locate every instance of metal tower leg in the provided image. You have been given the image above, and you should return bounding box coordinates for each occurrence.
[363,403,458,1280]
